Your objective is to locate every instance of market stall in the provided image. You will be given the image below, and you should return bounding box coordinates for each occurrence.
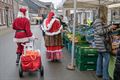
[63,0,120,77]
[63,24,98,71]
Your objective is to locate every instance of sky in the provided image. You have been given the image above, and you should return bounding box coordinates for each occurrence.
[39,0,65,8]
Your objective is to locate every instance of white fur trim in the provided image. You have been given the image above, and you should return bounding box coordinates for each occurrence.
[45,25,63,36]
[17,12,25,18]
[43,18,56,31]
[13,36,32,43]
[17,11,29,19]
[13,38,29,43]
[47,49,62,52]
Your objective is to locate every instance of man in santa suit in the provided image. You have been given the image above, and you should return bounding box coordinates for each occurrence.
[12,7,33,64]
[42,11,63,61]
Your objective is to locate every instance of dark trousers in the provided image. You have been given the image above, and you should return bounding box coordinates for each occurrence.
[16,43,25,54]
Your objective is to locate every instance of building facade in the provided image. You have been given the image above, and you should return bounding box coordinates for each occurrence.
[13,0,19,19]
[0,0,14,27]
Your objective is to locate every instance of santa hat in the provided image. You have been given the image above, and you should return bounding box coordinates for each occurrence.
[17,7,28,18]
[20,8,27,16]
[42,11,63,36]
[46,11,55,27]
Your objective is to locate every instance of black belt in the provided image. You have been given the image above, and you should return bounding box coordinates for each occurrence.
[16,30,25,32]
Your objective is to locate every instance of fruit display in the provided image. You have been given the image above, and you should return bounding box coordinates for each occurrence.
[79,26,87,35]
[66,32,86,43]
[64,26,98,71]
[66,32,72,38]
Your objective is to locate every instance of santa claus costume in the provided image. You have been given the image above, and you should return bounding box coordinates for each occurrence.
[12,8,33,64]
[42,11,63,61]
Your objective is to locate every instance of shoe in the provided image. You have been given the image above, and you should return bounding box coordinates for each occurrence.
[97,75,102,78]
[16,54,21,65]
[103,79,109,80]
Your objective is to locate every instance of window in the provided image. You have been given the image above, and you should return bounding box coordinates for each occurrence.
[111,8,120,21]
[9,10,13,24]
[5,0,7,3]
[3,9,5,24]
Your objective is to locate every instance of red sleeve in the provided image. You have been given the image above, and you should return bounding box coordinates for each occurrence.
[49,20,61,32]
[25,19,33,37]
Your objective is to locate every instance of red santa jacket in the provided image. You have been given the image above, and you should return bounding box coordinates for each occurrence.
[42,18,63,36]
[13,17,32,42]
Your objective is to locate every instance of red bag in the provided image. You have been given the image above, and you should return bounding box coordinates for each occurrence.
[21,50,41,72]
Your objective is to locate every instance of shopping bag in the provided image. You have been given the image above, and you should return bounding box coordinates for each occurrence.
[21,50,41,71]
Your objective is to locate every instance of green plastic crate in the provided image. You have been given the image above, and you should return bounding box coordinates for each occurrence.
[75,44,90,57]
[76,41,90,47]
[76,55,98,64]
[76,63,96,71]
[77,47,98,56]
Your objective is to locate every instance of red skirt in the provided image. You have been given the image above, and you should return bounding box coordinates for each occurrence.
[46,46,63,60]
[44,33,63,60]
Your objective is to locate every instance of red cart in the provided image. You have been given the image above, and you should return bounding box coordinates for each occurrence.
[18,40,44,78]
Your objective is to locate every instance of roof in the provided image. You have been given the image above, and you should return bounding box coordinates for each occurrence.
[43,2,53,6]
[37,1,52,6]
[63,0,120,9]
[24,0,47,10]
[24,0,39,12]
[30,0,47,8]
[36,1,53,8]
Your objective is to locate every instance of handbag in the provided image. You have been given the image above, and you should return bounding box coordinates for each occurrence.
[102,26,112,53]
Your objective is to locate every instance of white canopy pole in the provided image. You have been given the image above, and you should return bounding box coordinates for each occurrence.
[67,0,77,70]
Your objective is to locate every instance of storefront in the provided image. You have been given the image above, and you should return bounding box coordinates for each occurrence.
[0,0,14,27]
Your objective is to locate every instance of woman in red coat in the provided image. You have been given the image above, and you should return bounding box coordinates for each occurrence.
[42,11,63,61]
[12,8,33,64]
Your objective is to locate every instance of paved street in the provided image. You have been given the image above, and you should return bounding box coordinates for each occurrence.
[0,25,101,80]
